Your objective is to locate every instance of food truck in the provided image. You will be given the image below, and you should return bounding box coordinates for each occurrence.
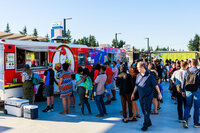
[0,39,126,101]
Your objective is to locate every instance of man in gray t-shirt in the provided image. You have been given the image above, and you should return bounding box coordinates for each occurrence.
[93,66,107,117]
[95,73,107,95]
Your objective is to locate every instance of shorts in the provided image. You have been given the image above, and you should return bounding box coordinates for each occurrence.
[110,80,117,90]
[45,85,54,97]
[105,83,112,95]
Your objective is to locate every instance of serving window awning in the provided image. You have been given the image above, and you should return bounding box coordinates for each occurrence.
[17,46,61,52]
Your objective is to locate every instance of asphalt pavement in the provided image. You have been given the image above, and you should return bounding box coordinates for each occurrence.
[0,82,200,133]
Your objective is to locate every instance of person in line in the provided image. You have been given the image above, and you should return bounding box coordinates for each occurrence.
[148,63,159,114]
[21,64,34,104]
[58,63,73,114]
[116,64,135,123]
[76,67,92,115]
[104,62,113,105]
[130,67,140,119]
[171,61,187,122]
[182,59,200,128]
[70,74,76,107]
[131,62,162,131]
[42,63,55,112]
[111,61,118,101]
[157,78,163,110]
[93,66,108,117]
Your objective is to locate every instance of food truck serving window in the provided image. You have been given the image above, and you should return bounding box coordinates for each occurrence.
[78,53,85,65]
[16,48,48,70]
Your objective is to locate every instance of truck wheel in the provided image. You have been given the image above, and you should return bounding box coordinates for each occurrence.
[4,109,7,114]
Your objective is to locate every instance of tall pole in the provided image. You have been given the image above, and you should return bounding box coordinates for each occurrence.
[63,18,72,37]
[145,38,150,63]
[63,18,66,37]
[115,33,118,48]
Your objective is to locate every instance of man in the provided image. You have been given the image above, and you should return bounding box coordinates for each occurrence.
[131,62,162,131]
[171,61,187,122]
[111,61,118,101]
[93,66,107,117]
[182,59,200,128]
[42,63,55,112]
[104,62,113,105]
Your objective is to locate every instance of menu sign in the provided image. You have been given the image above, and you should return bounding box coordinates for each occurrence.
[5,53,15,70]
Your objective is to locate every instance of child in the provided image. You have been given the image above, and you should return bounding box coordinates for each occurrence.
[70,74,76,107]
[157,78,163,110]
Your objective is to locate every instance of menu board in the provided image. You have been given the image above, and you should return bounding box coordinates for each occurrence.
[5,53,15,70]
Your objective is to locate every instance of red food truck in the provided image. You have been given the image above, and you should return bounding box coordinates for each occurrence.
[0,39,126,101]
[0,39,92,101]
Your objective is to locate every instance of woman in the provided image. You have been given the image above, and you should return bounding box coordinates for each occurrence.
[116,64,134,123]
[76,67,91,115]
[58,63,73,114]
[129,67,140,119]
[148,63,159,114]
[21,64,34,104]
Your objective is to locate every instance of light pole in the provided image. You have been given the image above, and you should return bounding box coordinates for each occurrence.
[145,37,150,63]
[63,17,72,37]
[115,33,121,48]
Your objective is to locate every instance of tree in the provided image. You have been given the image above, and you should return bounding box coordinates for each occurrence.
[73,39,77,44]
[45,34,49,42]
[88,35,97,47]
[140,48,145,52]
[149,46,153,51]
[118,40,125,48]
[66,29,72,43]
[5,23,11,33]
[188,34,200,51]
[19,26,27,35]
[112,39,125,48]
[132,46,139,51]
[33,28,38,37]
[112,39,117,48]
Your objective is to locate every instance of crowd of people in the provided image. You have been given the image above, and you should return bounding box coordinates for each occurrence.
[21,57,200,131]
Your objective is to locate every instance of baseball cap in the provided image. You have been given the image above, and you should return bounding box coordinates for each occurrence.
[48,62,53,67]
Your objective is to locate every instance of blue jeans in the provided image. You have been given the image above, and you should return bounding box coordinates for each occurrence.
[184,89,200,124]
[95,94,107,116]
[139,96,153,127]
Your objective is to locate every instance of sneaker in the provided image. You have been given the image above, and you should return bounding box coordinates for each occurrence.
[179,120,185,123]
[183,121,188,128]
[96,114,104,117]
[50,107,54,112]
[42,107,51,112]
[105,101,111,105]
[141,126,148,131]
[104,113,108,115]
[147,123,152,127]
[194,123,200,128]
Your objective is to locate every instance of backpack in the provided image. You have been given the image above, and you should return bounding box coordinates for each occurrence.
[84,76,93,90]
[32,73,42,85]
[185,69,200,92]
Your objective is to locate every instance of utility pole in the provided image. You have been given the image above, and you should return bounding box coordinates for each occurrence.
[63,18,72,37]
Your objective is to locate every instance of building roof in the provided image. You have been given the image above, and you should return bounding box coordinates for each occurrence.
[0,31,47,41]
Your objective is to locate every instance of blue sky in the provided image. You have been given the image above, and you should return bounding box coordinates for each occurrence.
[0,0,200,50]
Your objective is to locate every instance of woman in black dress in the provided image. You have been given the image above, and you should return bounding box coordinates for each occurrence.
[148,63,159,114]
[129,67,140,118]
